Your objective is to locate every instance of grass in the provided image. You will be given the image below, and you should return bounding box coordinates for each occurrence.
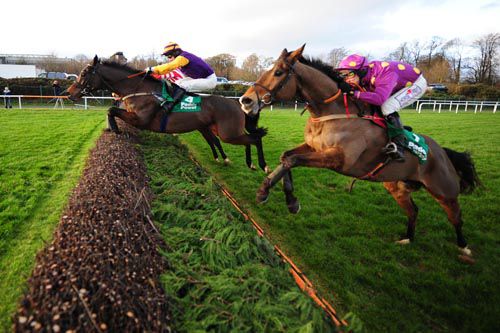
[140,132,336,332]
[178,108,500,332]
[0,109,106,330]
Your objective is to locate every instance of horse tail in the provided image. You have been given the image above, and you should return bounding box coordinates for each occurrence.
[244,112,268,138]
[443,147,481,194]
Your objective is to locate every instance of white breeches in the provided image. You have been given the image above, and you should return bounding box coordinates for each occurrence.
[176,73,217,92]
[381,75,427,115]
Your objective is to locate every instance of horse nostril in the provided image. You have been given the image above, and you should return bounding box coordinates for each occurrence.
[241,97,253,106]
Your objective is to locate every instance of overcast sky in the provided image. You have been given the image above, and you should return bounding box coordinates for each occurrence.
[1,0,498,64]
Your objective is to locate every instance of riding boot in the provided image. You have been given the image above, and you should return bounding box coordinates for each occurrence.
[161,87,185,113]
[383,112,406,162]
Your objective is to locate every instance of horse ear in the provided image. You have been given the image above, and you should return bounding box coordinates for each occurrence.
[289,44,306,62]
[93,55,99,65]
[279,48,289,59]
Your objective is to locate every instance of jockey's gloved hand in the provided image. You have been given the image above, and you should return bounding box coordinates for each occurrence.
[338,81,354,95]
[144,67,153,75]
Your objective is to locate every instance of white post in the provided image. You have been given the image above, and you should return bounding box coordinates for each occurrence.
[474,104,478,114]
[18,96,22,109]
[455,103,460,113]
[433,100,436,111]
[494,102,498,113]
[295,100,297,111]
[438,103,442,113]
[480,101,484,112]
[465,101,468,112]
[270,104,273,111]
[84,97,88,110]
[415,100,419,110]
[449,101,453,111]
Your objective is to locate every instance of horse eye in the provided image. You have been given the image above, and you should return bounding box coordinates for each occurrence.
[274,70,283,77]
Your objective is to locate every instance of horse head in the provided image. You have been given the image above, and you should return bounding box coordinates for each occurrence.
[240,44,306,116]
[68,55,103,101]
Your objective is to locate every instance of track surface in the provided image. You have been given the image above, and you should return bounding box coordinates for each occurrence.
[14,123,172,332]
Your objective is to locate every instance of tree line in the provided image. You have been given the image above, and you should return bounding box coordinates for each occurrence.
[23,32,500,86]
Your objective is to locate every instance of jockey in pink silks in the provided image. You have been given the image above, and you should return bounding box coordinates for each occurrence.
[337,54,428,162]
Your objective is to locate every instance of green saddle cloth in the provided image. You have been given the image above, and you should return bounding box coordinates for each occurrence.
[387,124,429,164]
[162,81,202,112]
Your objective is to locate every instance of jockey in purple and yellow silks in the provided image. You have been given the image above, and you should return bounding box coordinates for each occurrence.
[337,54,428,162]
[145,42,217,112]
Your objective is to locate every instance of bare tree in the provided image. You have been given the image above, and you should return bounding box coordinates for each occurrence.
[387,42,410,62]
[205,53,236,79]
[468,33,500,84]
[407,40,423,66]
[326,47,348,67]
[425,36,444,66]
[442,38,465,83]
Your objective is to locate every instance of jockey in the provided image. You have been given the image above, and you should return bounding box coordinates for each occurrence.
[144,42,217,112]
[337,54,428,162]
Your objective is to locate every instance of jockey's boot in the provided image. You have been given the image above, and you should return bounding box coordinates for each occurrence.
[161,87,186,113]
[383,112,406,162]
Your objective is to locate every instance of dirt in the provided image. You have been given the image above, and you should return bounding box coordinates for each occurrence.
[14,122,173,332]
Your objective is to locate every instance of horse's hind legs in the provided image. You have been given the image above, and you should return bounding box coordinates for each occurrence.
[433,196,471,256]
[383,181,419,244]
[283,171,300,214]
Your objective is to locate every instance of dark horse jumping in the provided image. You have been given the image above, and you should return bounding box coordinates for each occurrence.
[68,56,269,172]
[240,45,480,257]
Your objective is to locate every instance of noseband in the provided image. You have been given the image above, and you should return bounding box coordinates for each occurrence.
[252,61,297,110]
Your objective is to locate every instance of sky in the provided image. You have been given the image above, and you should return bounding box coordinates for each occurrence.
[1,0,498,64]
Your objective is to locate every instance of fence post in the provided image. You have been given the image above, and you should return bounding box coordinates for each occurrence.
[433,100,436,111]
[474,104,478,114]
[480,101,484,112]
[295,100,297,111]
[465,101,468,112]
[18,96,22,109]
[494,102,498,113]
[449,102,453,111]
[84,97,88,110]
[438,103,442,113]
[456,103,459,113]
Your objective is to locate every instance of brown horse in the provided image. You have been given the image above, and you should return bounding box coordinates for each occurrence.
[240,45,480,257]
[67,56,269,171]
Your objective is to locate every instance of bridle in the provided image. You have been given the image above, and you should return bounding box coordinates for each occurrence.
[252,60,298,111]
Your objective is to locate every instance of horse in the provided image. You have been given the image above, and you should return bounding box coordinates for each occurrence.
[67,56,269,172]
[239,45,480,257]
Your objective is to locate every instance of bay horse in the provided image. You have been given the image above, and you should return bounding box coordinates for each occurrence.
[67,56,269,172]
[239,45,480,257]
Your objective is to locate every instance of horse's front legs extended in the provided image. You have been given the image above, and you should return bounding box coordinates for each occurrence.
[257,143,314,203]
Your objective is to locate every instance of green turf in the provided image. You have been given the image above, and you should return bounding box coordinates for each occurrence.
[0,109,106,330]
[178,109,500,332]
[140,132,337,332]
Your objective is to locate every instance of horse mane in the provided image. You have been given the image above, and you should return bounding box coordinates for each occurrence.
[101,60,160,83]
[298,56,344,83]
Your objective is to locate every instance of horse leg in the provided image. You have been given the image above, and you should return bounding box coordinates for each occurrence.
[107,106,124,133]
[383,181,419,244]
[428,192,470,255]
[245,145,256,170]
[283,171,300,214]
[199,128,220,162]
[255,137,270,173]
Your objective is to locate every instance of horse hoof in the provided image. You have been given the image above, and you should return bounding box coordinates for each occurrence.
[287,201,301,214]
[396,238,411,245]
[459,246,472,256]
[223,158,231,165]
[264,165,271,174]
[256,189,269,204]
[458,254,475,265]
[249,163,257,171]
